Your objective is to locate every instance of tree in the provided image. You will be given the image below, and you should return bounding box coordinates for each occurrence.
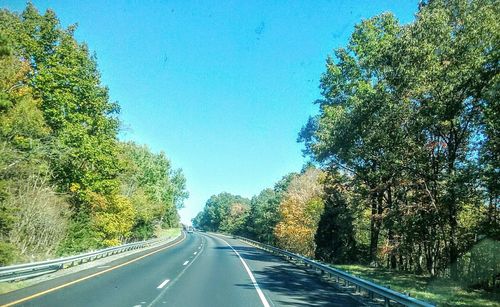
[8,173,70,261]
[300,0,499,284]
[315,169,357,263]
[221,202,250,234]
[0,5,126,252]
[193,192,250,233]
[119,142,188,238]
[389,0,499,278]
[299,12,408,263]
[274,168,325,257]
[0,4,189,258]
[0,33,63,263]
[246,188,280,244]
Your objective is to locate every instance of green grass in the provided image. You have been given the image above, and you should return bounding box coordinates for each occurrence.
[154,227,181,239]
[333,264,500,306]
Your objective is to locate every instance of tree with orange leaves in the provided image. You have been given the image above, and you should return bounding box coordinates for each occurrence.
[274,168,325,258]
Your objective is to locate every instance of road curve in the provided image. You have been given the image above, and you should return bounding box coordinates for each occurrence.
[0,232,361,307]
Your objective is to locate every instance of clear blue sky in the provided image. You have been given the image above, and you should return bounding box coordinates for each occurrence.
[5,1,418,225]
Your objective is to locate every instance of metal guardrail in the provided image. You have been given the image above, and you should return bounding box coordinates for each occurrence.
[0,233,181,282]
[234,235,435,307]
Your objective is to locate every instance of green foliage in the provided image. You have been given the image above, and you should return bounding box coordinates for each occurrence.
[119,142,188,238]
[58,213,101,255]
[299,0,500,288]
[1,4,121,197]
[335,263,500,307]
[221,202,250,234]
[0,4,188,260]
[0,23,60,262]
[246,188,281,244]
[0,241,16,266]
[192,192,250,234]
[193,0,499,297]
[315,170,358,263]
[88,192,135,247]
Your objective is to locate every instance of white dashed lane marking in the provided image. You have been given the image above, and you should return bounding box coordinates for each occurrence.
[157,279,170,289]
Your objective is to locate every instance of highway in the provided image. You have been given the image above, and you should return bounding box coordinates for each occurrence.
[0,232,361,307]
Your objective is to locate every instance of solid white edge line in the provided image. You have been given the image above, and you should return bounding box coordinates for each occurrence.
[182,260,189,266]
[218,237,271,307]
[157,279,170,289]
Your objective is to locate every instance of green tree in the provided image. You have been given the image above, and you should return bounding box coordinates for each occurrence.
[119,142,188,238]
[246,188,281,244]
[193,192,250,233]
[0,5,126,252]
[300,0,499,284]
[315,169,357,263]
[0,4,188,256]
[0,32,67,263]
[299,12,408,263]
[245,172,297,244]
[390,0,499,278]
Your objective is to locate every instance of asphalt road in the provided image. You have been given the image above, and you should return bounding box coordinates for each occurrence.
[0,232,361,307]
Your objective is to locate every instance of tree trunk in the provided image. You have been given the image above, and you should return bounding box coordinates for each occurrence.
[449,213,459,279]
[369,191,383,264]
[447,156,459,279]
[387,187,397,269]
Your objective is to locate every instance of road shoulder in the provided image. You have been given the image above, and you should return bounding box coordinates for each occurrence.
[0,232,186,306]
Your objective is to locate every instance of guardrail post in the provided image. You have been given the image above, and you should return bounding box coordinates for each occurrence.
[384,297,390,307]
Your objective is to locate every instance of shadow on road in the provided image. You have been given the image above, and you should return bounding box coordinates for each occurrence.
[214,245,282,263]
[214,245,362,306]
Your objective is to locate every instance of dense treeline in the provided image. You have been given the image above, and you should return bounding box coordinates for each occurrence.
[194,0,499,290]
[0,4,188,264]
